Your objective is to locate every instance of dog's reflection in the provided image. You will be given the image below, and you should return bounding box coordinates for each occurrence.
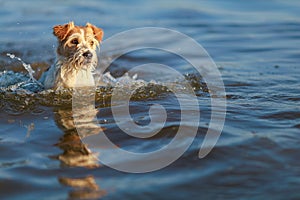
[54,105,102,168]
[59,176,106,199]
[53,88,106,199]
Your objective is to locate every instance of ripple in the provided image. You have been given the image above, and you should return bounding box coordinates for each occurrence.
[0,159,29,168]
[294,124,300,129]
[261,111,300,120]
[0,71,207,110]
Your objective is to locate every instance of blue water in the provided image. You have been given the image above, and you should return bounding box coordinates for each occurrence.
[1,0,300,199]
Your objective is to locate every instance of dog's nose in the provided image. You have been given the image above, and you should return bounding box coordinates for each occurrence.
[83,51,93,59]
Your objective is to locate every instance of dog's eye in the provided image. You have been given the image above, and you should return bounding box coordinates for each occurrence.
[71,39,79,45]
[90,41,94,46]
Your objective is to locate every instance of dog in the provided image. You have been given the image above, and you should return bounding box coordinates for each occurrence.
[42,21,103,89]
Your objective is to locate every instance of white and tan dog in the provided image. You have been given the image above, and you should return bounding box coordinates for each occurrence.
[42,22,103,89]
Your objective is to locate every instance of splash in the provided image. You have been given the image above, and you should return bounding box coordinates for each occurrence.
[6,53,43,88]
[1,53,207,109]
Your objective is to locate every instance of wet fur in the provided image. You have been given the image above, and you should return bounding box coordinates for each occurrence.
[42,22,103,89]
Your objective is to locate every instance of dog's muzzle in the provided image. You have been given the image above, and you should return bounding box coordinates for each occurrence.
[83,51,93,60]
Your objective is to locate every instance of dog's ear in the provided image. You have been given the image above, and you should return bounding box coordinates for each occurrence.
[86,23,103,42]
[53,22,74,41]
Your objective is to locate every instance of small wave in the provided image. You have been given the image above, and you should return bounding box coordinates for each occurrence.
[1,52,207,116]
[261,111,300,121]
[1,66,206,100]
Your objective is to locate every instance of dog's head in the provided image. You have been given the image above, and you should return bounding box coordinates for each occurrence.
[53,21,103,70]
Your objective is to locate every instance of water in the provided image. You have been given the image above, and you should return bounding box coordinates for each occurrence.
[1,0,300,199]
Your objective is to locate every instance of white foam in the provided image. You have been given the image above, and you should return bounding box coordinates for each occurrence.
[6,53,43,87]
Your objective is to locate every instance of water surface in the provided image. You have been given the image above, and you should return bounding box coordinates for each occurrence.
[0,0,300,199]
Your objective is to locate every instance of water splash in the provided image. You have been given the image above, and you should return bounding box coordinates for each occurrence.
[1,53,207,110]
[6,53,43,88]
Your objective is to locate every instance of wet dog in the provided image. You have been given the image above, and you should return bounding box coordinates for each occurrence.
[42,22,103,89]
